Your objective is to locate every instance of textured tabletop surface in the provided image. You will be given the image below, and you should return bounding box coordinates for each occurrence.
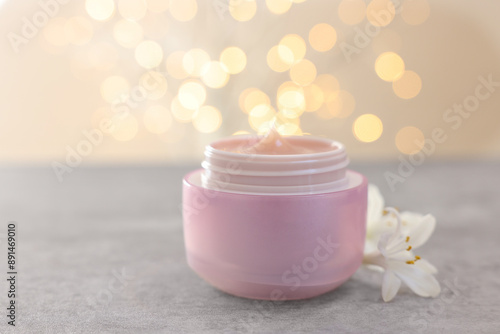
[0,162,499,334]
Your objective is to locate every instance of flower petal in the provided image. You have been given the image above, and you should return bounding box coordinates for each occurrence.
[367,184,384,230]
[416,259,438,274]
[385,208,403,247]
[382,270,401,302]
[377,231,392,254]
[388,260,441,298]
[408,214,436,249]
[400,211,424,228]
[387,250,415,261]
[385,234,410,256]
[364,239,379,255]
[365,264,385,272]
[377,208,409,256]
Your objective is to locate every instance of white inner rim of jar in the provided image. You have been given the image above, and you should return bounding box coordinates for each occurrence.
[201,135,351,195]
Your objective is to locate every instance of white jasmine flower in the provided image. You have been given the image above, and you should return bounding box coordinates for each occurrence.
[365,185,432,253]
[364,191,441,302]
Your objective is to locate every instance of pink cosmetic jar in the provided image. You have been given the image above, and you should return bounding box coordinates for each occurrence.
[182,135,367,300]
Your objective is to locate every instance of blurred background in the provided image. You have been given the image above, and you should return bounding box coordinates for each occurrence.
[1,3,499,331]
[1,0,500,167]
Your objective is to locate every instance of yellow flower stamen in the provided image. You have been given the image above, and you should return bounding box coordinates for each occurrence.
[406,260,415,265]
[406,246,412,251]
[383,209,389,215]
[415,256,421,261]
[405,236,410,243]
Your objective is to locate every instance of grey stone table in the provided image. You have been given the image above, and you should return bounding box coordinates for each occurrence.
[0,162,499,334]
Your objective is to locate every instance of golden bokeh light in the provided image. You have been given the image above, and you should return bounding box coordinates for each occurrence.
[183,48,210,77]
[314,74,341,104]
[266,0,292,15]
[135,40,163,69]
[238,88,253,113]
[314,74,340,93]
[392,70,422,99]
[279,34,306,64]
[375,52,405,82]
[110,113,139,142]
[277,122,302,136]
[278,105,305,121]
[146,0,169,13]
[303,84,324,112]
[256,122,274,135]
[277,81,305,111]
[401,0,430,26]
[113,19,144,48]
[140,71,168,100]
[171,96,196,122]
[338,0,366,25]
[232,130,250,136]
[276,111,301,127]
[277,45,296,65]
[271,112,302,135]
[220,47,247,74]
[49,0,435,151]
[366,0,395,27]
[43,18,68,46]
[315,106,335,120]
[118,0,148,21]
[325,90,356,118]
[229,0,257,22]
[249,104,276,131]
[315,79,340,117]
[170,0,198,22]
[85,0,115,21]
[193,106,223,133]
[166,51,189,80]
[372,28,402,54]
[178,80,206,110]
[100,76,130,103]
[279,106,305,120]
[395,126,425,154]
[64,17,93,46]
[353,114,383,143]
[267,45,292,72]
[201,61,230,89]
[239,88,270,114]
[144,105,172,134]
[324,94,342,118]
[308,23,337,52]
[289,59,317,86]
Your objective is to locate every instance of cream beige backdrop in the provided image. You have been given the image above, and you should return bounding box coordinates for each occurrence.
[1,0,499,166]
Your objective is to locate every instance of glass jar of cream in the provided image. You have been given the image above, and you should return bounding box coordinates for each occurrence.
[183,130,367,300]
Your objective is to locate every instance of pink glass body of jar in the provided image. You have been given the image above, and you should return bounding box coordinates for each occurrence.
[182,135,368,300]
